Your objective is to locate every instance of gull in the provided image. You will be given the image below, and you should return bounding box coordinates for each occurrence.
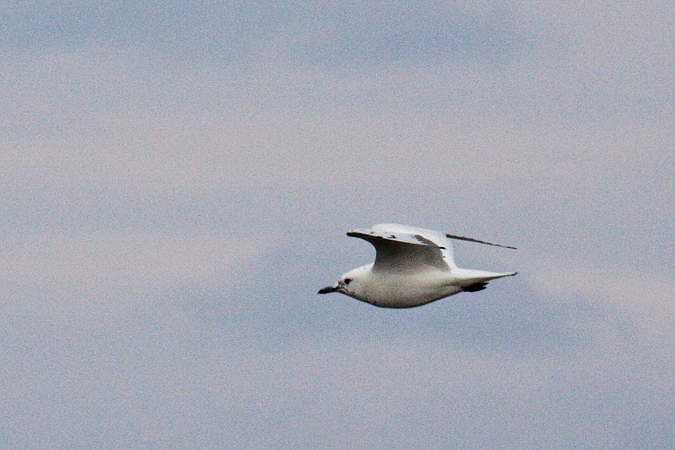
[318,223,517,308]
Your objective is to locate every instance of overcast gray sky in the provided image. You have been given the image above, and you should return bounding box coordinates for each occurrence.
[1,1,674,448]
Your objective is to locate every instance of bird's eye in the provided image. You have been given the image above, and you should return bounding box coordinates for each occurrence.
[344,278,352,285]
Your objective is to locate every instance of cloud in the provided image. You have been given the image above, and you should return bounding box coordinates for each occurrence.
[0,231,261,296]
[1,1,674,448]
[1,1,521,66]
[528,257,675,342]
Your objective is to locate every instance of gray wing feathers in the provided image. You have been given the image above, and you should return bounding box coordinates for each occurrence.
[347,228,451,273]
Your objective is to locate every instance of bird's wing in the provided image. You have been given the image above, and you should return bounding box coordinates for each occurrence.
[347,224,453,273]
[372,223,457,269]
[445,233,517,250]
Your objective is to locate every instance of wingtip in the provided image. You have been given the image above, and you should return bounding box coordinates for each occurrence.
[445,233,517,250]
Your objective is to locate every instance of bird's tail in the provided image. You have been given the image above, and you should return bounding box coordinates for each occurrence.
[451,268,517,291]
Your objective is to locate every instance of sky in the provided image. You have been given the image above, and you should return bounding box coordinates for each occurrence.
[1,1,674,448]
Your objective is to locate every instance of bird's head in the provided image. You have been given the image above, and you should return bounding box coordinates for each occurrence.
[317,265,370,298]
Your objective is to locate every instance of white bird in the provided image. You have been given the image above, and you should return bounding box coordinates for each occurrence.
[318,223,517,308]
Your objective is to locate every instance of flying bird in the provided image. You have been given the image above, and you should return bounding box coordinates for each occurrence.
[318,223,517,308]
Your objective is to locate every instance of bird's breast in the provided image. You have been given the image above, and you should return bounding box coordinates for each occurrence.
[355,270,462,308]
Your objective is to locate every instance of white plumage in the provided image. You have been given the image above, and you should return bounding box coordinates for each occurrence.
[318,224,517,308]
